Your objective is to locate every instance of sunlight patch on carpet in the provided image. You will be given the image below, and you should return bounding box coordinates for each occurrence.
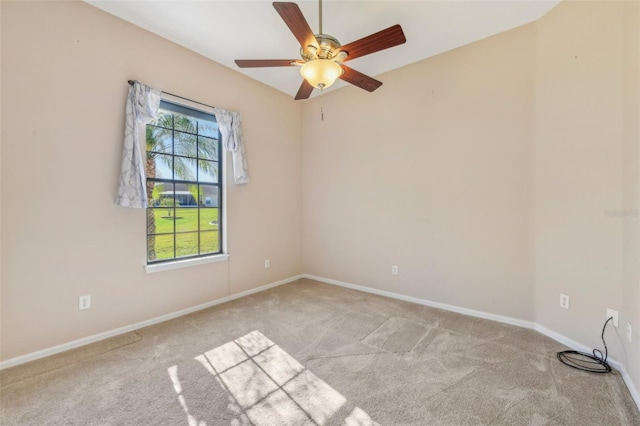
[168,330,379,425]
[168,365,205,426]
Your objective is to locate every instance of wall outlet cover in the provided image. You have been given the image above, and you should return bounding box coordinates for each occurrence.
[606,308,619,328]
[560,294,569,310]
[79,295,91,310]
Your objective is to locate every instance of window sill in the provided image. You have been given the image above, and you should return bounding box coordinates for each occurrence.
[145,254,229,274]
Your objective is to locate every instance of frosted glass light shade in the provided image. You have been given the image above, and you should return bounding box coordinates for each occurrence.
[300,59,343,89]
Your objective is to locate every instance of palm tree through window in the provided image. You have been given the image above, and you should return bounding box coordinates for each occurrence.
[146,100,222,263]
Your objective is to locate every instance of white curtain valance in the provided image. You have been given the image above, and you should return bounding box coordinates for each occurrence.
[116,82,249,209]
[214,108,249,185]
[115,81,161,208]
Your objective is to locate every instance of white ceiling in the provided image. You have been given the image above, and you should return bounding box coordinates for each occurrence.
[85,0,559,99]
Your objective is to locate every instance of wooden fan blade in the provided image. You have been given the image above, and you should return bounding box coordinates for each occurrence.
[235,59,301,68]
[294,80,314,100]
[338,24,406,62]
[273,2,318,50]
[339,65,383,92]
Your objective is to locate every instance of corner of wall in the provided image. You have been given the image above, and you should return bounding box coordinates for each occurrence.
[533,0,640,405]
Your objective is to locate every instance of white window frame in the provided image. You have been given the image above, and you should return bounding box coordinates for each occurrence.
[143,93,228,274]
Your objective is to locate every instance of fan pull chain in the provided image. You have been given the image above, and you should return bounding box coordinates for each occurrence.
[320,87,324,121]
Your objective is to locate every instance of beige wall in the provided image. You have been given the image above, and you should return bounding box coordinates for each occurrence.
[534,0,639,388]
[303,24,537,320]
[0,0,3,360]
[303,0,639,393]
[0,1,303,360]
[623,0,640,397]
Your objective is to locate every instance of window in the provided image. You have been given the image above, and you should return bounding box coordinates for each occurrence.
[145,99,223,264]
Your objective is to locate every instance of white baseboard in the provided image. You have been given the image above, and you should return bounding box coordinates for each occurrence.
[0,275,303,370]
[534,323,640,409]
[2,272,638,411]
[303,274,640,410]
[620,366,640,410]
[302,274,536,330]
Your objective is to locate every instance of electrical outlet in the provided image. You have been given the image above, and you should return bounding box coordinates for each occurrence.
[79,295,91,310]
[560,294,569,310]
[606,308,619,328]
[391,265,398,275]
[264,259,270,268]
[627,322,633,343]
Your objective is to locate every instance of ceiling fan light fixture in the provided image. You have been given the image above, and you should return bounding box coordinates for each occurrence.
[235,2,406,99]
[300,59,343,89]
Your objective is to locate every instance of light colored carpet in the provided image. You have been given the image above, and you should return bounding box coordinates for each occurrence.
[0,331,141,388]
[1,278,638,425]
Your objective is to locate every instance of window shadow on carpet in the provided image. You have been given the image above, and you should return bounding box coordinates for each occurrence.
[168,330,377,425]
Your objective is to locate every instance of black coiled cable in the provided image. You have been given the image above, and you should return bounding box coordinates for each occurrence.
[556,317,613,374]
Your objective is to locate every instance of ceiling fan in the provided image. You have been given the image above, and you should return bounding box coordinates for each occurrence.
[235,1,407,100]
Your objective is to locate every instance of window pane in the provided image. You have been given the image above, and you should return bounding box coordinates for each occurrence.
[148,153,173,179]
[153,208,176,234]
[199,185,219,207]
[200,208,219,230]
[146,126,173,154]
[198,136,218,161]
[151,110,174,130]
[176,232,198,257]
[175,208,198,233]
[198,160,219,183]
[147,181,173,207]
[158,183,175,208]
[173,185,198,206]
[149,234,174,261]
[174,157,197,181]
[197,119,218,138]
[174,132,197,158]
[200,231,220,254]
[174,113,197,134]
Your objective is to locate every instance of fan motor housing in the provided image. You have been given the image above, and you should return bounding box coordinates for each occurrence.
[301,34,344,61]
